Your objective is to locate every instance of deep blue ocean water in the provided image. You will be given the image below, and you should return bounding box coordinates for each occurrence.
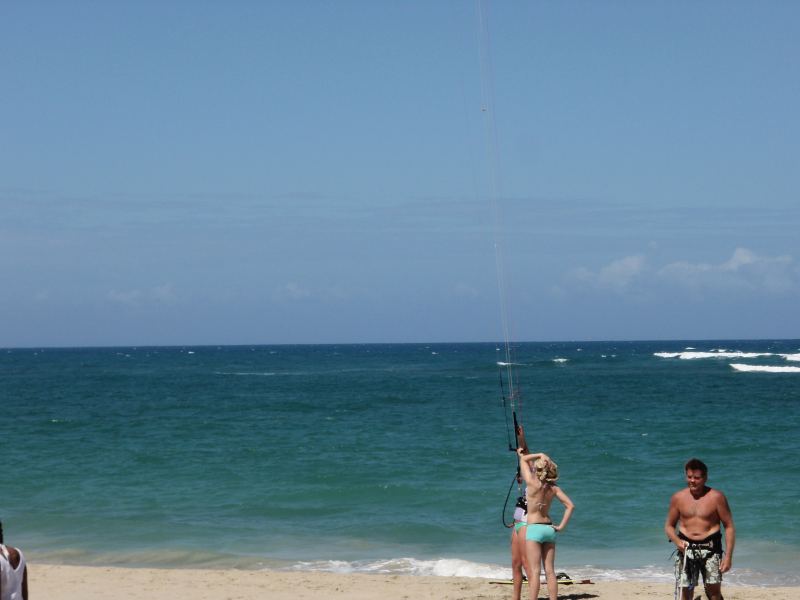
[1,341,798,585]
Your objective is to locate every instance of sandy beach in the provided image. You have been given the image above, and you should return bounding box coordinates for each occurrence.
[30,565,799,599]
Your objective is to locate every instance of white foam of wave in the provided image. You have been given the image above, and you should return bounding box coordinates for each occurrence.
[291,557,509,579]
[730,363,800,373]
[553,358,569,363]
[289,555,799,585]
[496,361,522,366]
[575,565,674,584]
[655,351,773,360]
[215,371,278,376]
[780,353,800,362]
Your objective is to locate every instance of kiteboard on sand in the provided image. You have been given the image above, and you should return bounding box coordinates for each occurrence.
[489,572,593,586]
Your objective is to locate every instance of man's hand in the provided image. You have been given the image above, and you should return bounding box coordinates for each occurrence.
[720,555,732,573]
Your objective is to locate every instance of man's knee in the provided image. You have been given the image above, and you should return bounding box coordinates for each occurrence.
[704,583,723,600]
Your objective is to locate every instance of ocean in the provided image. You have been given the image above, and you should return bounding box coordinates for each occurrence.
[1,341,798,586]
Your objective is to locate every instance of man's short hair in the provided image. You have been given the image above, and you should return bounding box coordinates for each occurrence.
[684,458,708,476]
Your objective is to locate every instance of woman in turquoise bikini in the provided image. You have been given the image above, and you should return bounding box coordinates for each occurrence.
[517,448,575,600]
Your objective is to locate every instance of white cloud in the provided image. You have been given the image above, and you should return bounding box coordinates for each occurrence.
[561,248,798,297]
[151,284,177,304]
[273,281,311,301]
[323,284,350,300]
[107,284,177,307]
[658,247,796,293]
[107,289,143,306]
[567,255,646,292]
[271,282,359,303]
[453,282,479,298]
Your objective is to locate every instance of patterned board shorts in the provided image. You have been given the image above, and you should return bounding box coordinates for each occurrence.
[675,547,722,587]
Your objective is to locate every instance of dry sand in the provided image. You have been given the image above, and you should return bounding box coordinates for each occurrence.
[30,564,798,599]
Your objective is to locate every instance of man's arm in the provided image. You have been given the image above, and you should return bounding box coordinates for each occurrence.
[664,494,687,551]
[516,425,529,455]
[717,492,735,573]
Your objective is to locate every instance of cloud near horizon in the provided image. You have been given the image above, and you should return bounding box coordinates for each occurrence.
[560,248,798,297]
[567,255,646,293]
[658,248,797,294]
[107,284,177,307]
[271,282,355,303]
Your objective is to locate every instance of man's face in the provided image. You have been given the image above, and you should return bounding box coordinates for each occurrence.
[685,468,707,492]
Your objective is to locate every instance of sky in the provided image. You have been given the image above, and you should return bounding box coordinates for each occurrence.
[2,1,798,347]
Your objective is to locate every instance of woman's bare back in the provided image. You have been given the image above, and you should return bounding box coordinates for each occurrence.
[525,481,556,524]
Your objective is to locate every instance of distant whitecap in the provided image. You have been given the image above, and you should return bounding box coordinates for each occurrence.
[655,351,772,360]
[730,363,800,373]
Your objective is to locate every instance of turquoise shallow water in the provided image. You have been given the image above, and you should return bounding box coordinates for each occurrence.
[1,341,798,585]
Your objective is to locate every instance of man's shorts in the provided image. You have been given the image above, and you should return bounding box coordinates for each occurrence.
[675,547,722,587]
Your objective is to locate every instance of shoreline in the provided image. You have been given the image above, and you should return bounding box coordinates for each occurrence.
[30,564,800,600]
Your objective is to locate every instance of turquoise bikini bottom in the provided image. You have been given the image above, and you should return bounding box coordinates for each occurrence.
[525,523,557,544]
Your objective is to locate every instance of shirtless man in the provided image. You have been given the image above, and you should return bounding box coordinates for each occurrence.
[664,458,735,600]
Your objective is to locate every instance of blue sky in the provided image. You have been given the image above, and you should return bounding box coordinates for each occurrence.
[2,1,798,346]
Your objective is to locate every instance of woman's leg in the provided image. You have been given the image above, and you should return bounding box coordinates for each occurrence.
[510,529,523,600]
[541,542,557,600]
[517,526,530,582]
[525,539,542,600]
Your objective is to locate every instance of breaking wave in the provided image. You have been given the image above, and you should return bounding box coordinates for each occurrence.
[290,557,509,578]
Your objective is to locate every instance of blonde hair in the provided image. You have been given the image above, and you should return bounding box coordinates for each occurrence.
[534,458,559,484]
